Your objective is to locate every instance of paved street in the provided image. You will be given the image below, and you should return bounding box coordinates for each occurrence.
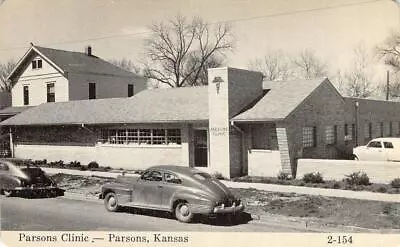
[0,196,309,232]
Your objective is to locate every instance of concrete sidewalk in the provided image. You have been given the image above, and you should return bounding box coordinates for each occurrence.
[43,167,400,203]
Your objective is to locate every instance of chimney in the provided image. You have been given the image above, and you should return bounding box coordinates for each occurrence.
[85,45,92,56]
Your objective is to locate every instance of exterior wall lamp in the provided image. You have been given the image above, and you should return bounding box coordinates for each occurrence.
[212,76,224,94]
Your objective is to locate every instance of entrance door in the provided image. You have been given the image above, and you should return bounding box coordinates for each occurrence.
[194,129,208,167]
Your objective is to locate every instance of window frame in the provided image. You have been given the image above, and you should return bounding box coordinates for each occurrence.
[89,82,96,100]
[31,58,43,70]
[302,126,316,148]
[128,84,134,97]
[46,82,55,103]
[23,85,29,105]
[98,128,182,146]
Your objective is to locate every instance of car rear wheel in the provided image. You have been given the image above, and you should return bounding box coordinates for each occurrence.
[175,201,194,223]
[104,192,120,212]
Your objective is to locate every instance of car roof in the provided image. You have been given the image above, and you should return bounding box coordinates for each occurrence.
[370,137,400,142]
[148,165,202,176]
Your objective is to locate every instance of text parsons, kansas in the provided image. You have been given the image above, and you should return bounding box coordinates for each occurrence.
[18,232,190,244]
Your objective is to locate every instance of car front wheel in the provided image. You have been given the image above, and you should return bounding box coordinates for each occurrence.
[353,155,359,161]
[175,201,194,223]
[104,192,120,212]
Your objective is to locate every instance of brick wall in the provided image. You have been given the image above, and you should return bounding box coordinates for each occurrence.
[297,158,400,184]
[284,80,346,176]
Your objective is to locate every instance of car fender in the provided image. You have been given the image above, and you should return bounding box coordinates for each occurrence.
[168,190,215,211]
[101,182,133,204]
[0,175,22,190]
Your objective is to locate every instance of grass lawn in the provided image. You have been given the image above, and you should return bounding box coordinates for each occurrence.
[51,173,400,230]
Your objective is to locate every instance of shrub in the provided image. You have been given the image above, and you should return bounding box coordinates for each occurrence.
[87,161,99,170]
[277,171,291,180]
[302,172,324,183]
[212,172,226,180]
[390,178,400,189]
[333,182,341,189]
[343,171,370,186]
[377,186,388,193]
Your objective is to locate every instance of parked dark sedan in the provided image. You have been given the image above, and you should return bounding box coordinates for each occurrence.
[0,160,64,197]
[99,165,244,223]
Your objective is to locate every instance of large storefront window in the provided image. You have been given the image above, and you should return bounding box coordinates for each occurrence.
[99,128,181,145]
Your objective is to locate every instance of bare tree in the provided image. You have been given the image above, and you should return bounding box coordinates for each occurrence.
[342,45,376,98]
[0,59,16,92]
[143,15,235,87]
[292,49,327,79]
[377,31,400,71]
[248,50,291,81]
[108,58,141,74]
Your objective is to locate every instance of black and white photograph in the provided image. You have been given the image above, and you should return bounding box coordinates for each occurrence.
[0,0,400,246]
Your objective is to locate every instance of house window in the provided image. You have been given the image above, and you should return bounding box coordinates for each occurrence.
[32,58,42,69]
[397,122,400,135]
[365,122,372,140]
[344,124,353,141]
[303,126,316,148]
[46,83,55,102]
[351,123,356,141]
[89,82,96,99]
[380,122,384,137]
[23,85,29,105]
[98,128,181,145]
[325,125,335,145]
[128,84,134,97]
[389,122,393,136]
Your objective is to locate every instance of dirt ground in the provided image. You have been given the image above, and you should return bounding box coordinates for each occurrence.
[51,173,400,230]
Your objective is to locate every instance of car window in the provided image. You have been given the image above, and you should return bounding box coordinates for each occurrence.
[0,162,9,171]
[164,172,182,184]
[141,170,162,182]
[367,141,382,148]
[384,142,394,149]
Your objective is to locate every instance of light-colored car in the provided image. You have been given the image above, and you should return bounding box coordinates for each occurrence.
[353,138,400,161]
[99,165,244,223]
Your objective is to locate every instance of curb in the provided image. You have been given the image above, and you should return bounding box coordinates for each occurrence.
[61,192,399,233]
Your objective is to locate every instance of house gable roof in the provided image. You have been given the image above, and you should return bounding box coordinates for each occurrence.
[7,45,141,81]
[232,78,329,121]
[0,86,208,126]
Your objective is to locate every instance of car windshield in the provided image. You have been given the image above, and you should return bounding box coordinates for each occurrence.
[193,172,211,180]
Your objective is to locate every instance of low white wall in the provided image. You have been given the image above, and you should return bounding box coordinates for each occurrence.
[15,145,96,165]
[297,158,400,184]
[14,144,184,170]
[247,149,282,177]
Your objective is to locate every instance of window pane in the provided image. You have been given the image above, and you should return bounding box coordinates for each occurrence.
[37,59,42,68]
[325,126,334,145]
[139,129,151,144]
[302,127,314,148]
[384,142,394,149]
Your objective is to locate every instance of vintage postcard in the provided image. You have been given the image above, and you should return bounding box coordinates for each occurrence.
[0,0,399,246]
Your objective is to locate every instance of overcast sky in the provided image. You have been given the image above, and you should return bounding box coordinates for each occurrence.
[0,0,398,79]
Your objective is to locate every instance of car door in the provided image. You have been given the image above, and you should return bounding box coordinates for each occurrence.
[383,141,396,161]
[365,141,385,161]
[131,170,163,209]
[161,172,184,209]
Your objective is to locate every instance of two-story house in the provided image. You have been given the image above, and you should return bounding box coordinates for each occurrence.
[0,44,147,120]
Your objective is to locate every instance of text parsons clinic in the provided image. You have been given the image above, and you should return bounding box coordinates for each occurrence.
[18,233,190,243]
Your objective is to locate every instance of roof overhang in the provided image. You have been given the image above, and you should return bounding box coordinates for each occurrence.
[6,45,65,82]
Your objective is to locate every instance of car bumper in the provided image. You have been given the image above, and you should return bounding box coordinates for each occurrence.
[213,203,244,214]
[10,186,65,196]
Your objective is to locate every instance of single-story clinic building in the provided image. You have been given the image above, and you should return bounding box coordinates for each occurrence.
[1,67,400,178]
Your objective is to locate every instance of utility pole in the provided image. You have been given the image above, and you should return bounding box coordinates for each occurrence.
[386,70,390,101]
